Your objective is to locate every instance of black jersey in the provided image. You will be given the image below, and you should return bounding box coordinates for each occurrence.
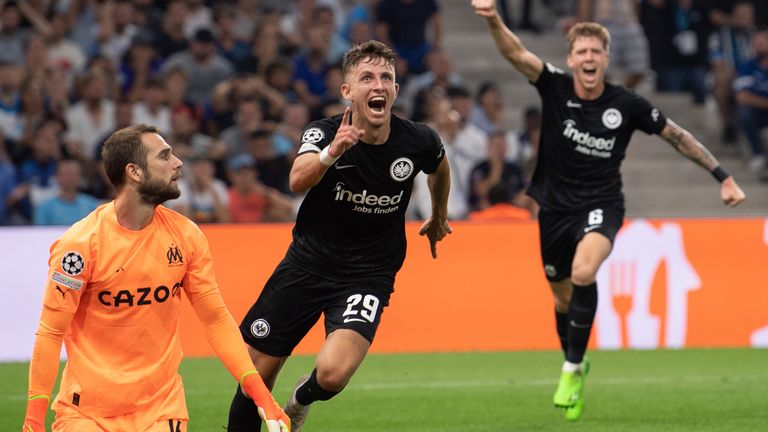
[285,113,445,283]
[528,63,667,212]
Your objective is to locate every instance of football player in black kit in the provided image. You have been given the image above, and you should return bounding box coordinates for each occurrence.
[227,40,452,431]
[472,0,745,421]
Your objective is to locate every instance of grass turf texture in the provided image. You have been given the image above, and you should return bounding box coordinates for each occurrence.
[1,349,765,431]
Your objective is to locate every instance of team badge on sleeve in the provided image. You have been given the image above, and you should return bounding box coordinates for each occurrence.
[390,157,414,182]
[61,251,85,276]
[250,319,270,338]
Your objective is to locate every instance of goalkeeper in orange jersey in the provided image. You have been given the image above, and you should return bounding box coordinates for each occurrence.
[22,124,290,432]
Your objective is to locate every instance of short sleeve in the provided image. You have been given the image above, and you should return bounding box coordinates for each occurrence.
[629,93,667,135]
[43,237,92,313]
[297,120,335,156]
[420,126,445,174]
[533,62,568,98]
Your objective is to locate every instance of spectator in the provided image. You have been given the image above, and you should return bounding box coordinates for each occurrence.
[132,78,172,136]
[237,20,283,76]
[9,120,63,222]
[410,88,469,220]
[183,0,214,40]
[640,0,712,105]
[733,30,768,174]
[227,153,293,223]
[292,27,333,109]
[167,156,230,223]
[167,104,226,167]
[155,0,190,58]
[220,97,265,157]
[468,183,532,221]
[64,69,116,162]
[0,137,15,225]
[0,1,44,65]
[470,81,505,134]
[276,101,310,156]
[46,12,87,86]
[0,62,25,144]
[376,0,443,75]
[97,0,139,68]
[161,28,234,107]
[246,128,292,195]
[313,63,346,120]
[212,3,251,65]
[33,158,100,225]
[119,33,162,102]
[468,130,536,215]
[264,58,297,103]
[400,48,464,118]
[315,5,349,64]
[497,0,541,32]
[163,67,197,115]
[507,106,541,178]
[709,1,756,144]
[341,0,377,43]
[446,84,487,173]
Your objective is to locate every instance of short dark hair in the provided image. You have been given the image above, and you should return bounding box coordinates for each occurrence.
[102,124,160,188]
[342,40,396,78]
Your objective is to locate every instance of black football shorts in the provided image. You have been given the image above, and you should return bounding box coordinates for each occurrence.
[537,203,624,282]
[239,260,392,357]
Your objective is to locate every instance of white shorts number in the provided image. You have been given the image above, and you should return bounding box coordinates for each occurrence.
[588,209,604,226]
[343,294,380,322]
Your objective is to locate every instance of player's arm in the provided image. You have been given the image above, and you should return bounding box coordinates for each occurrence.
[24,307,74,432]
[659,119,746,207]
[419,157,452,259]
[289,107,364,193]
[471,0,544,83]
[184,231,289,431]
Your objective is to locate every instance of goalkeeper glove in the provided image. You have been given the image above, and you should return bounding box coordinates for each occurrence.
[241,371,291,432]
[22,396,48,432]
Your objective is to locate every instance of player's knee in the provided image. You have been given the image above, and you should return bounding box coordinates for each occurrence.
[315,366,351,393]
[570,265,597,286]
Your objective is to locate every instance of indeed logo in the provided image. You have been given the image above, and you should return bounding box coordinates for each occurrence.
[563,120,615,151]
[334,182,403,207]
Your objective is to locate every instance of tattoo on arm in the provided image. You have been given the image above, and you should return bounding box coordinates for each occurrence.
[662,121,718,170]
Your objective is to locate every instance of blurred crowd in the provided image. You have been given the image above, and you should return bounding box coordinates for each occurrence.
[0,0,766,227]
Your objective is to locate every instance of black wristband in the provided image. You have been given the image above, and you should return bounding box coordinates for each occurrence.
[711,166,729,183]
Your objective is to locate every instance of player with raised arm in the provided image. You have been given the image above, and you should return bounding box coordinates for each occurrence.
[471,0,745,421]
[227,40,451,432]
[22,125,289,432]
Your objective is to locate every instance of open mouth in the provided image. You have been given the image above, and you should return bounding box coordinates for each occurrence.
[368,96,386,114]
[583,67,597,79]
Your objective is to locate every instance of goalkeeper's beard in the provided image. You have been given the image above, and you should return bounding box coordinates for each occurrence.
[138,172,181,206]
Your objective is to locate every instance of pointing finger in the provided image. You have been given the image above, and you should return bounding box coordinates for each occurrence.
[340,106,351,127]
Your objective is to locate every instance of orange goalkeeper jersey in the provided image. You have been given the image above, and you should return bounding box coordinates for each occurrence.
[34,202,228,417]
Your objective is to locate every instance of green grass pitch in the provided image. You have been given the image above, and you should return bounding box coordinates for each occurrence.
[2,349,766,431]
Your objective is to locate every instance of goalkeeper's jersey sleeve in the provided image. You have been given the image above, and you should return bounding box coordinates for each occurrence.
[34,202,222,418]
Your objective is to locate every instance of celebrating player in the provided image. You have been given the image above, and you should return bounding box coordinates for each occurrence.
[471,0,745,421]
[227,40,451,431]
[22,125,289,432]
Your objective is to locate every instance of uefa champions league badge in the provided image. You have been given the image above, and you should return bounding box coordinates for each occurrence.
[61,251,85,276]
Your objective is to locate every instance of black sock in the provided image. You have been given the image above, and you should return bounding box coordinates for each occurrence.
[566,282,598,364]
[295,368,340,405]
[555,309,568,356]
[227,384,262,432]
